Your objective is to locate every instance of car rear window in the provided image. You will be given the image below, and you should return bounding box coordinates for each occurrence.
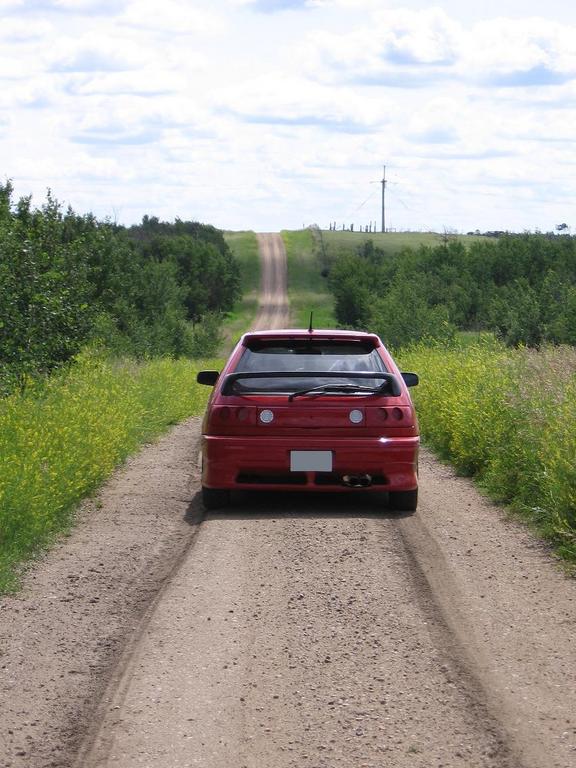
[231,339,388,394]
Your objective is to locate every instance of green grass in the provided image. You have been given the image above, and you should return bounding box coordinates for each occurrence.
[399,340,576,567]
[319,229,488,260]
[0,351,222,592]
[281,229,336,328]
[222,231,261,352]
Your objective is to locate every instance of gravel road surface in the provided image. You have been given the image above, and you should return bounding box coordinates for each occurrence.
[252,233,290,331]
[1,233,575,768]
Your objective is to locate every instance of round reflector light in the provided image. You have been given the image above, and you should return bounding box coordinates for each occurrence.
[259,409,274,424]
[349,409,364,424]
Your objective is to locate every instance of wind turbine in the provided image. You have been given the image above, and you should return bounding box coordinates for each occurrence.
[368,165,387,233]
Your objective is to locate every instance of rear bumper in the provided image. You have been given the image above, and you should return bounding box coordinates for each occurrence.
[201,435,419,492]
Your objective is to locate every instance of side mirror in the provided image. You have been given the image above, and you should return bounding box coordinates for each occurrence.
[196,370,220,386]
[401,372,419,387]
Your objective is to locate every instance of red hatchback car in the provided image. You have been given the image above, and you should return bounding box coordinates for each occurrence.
[197,329,419,511]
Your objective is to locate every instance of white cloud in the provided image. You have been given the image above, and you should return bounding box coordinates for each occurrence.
[235,0,316,11]
[462,18,576,85]
[48,34,150,73]
[217,72,395,132]
[63,69,191,97]
[120,0,226,34]
[372,8,461,65]
[0,55,34,80]
[406,97,463,144]
[302,10,576,90]
[0,0,126,14]
[0,18,52,41]
[51,0,124,10]
[300,8,462,86]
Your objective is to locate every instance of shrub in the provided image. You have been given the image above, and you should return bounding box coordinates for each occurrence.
[399,341,576,563]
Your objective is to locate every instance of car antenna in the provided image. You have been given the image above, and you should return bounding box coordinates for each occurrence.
[308,312,314,333]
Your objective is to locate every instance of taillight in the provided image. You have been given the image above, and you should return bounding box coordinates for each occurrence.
[208,406,257,433]
[378,406,411,422]
[218,406,231,422]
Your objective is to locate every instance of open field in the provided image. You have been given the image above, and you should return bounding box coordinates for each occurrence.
[318,229,488,259]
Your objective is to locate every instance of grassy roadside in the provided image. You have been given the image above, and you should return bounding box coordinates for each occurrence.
[399,341,576,567]
[0,352,222,592]
[281,229,336,328]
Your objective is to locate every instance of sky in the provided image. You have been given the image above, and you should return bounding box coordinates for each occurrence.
[1,0,576,233]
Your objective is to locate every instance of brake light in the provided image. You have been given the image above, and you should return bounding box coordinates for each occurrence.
[208,406,257,433]
[378,407,410,422]
[219,406,231,421]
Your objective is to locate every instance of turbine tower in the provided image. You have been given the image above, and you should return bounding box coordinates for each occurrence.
[381,165,387,233]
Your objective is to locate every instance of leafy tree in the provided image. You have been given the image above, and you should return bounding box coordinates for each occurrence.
[0,186,241,392]
[324,231,576,349]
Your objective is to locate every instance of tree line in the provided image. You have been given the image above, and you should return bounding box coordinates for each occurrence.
[0,183,240,393]
[325,234,576,349]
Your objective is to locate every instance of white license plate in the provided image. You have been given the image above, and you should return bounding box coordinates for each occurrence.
[290,450,333,472]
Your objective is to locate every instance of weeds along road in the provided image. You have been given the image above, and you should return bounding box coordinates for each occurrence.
[1,234,575,768]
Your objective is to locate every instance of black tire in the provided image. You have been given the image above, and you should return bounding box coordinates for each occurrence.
[388,489,418,512]
[202,487,230,510]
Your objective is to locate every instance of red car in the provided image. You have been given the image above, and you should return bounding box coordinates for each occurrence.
[197,329,419,511]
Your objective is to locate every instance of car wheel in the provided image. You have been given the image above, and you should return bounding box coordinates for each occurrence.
[202,487,230,510]
[388,489,418,512]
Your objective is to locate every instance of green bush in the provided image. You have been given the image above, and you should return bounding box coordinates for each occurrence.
[322,230,576,349]
[0,183,240,392]
[399,341,576,563]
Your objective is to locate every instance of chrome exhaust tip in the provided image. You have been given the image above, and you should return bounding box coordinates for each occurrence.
[342,473,373,488]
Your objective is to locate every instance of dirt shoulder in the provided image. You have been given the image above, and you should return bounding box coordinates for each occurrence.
[0,418,204,768]
[399,452,576,768]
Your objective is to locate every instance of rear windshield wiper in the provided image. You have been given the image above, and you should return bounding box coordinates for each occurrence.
[288,383,383,401]
[221,371,401,397]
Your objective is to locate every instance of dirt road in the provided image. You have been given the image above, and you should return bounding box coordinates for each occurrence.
[1,233,575,768]
[252,233,290,330]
